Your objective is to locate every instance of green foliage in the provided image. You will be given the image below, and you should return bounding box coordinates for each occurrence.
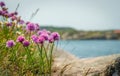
[0,22,57,76]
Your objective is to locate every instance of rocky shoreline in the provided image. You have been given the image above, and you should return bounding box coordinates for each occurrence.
[52,49,120,76]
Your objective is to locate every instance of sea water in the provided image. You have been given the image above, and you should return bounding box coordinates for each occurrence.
[57,40,120,58]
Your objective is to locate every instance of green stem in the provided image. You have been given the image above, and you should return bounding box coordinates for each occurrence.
[49,43,54,75]
[24,47,33,67]
[43,45,49,72]
[27,47,34,64]
[29,31,31,41]
[37,44,44,75]
[11,47,16,62]
[9,47,15,62]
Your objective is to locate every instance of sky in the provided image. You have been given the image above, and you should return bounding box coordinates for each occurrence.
[2,0,120,30]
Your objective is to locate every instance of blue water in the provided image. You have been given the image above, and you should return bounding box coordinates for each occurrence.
[57,40,120,58]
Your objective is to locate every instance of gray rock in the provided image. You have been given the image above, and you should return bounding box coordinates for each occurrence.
[114,57,120,76]
[53,50,120,76]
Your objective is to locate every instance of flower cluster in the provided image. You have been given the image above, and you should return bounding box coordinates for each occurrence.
[6,26,60,48]
[1,1,60,48]
[0,1,24,25]
[16,36,30,47]
[31,29,60,44]
[6,30,60,48]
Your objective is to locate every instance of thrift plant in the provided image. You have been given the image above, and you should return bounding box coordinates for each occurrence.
[0,1,60,76]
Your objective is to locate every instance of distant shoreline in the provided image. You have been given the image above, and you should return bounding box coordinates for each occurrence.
[61,39,120,41]
[41,26,120,40]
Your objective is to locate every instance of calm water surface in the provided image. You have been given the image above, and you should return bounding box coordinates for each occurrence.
[57,40,120,58]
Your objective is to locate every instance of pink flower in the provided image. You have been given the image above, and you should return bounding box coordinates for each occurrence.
[6,22,12,26]
[3,12,9,17]
[35,23,40,31]
[37,29,51,35]
[37,30,43,35]
[37,36,45,44]
[19,20,24,24]
[11,16,17,21]
[23,40,30,47]
[6,40,15,48]
[31,35,38,43]
[9,12,14,17]
[0,10,2,15]
[48,36,54,43]
[0,10,8,16]
[14,11,18,15]
[51,32,60,41]
[26,22,35,31]
[0,1,5,7]
[26,21,30,25]
[40,33,49,40]
[17,36,25,43]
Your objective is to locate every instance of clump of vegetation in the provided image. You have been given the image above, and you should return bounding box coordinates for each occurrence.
[0,1,60,76]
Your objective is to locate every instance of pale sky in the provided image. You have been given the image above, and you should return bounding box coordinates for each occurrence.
[2,0,120,30]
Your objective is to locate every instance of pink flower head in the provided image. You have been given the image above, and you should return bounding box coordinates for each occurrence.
[6,22,12,26]
[11,16,17,21]
[0,10,2,15]
[42,29,51,34]
[40,33,49,40]
[37,30,43,35]
[35,23,40,31]
[14,11,18,15]
[3,12,9,17]
[17,36,25,43]
[26,21,30,25]
[1,10,7,16]
[31,35,38,43]
[37,29,51,35]
[6,40,15,48]
[9,12,15,17]
[48,36,54,43]
[51,32,60,41]
[26,22,35,31]
[37,36,45,44]
[19,20,24,24]
[0,1,5,7]
[23,40,30,47]
[47,30,51,35]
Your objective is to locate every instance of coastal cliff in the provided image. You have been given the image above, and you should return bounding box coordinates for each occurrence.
[52,49,120,76]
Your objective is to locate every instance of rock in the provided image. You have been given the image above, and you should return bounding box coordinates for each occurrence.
[104,57,120,76]
[53,49,120,76]
[104,64,115,76]
[114,57,120,75]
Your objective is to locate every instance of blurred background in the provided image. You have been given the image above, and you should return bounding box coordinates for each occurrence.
[4,0,120,58]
